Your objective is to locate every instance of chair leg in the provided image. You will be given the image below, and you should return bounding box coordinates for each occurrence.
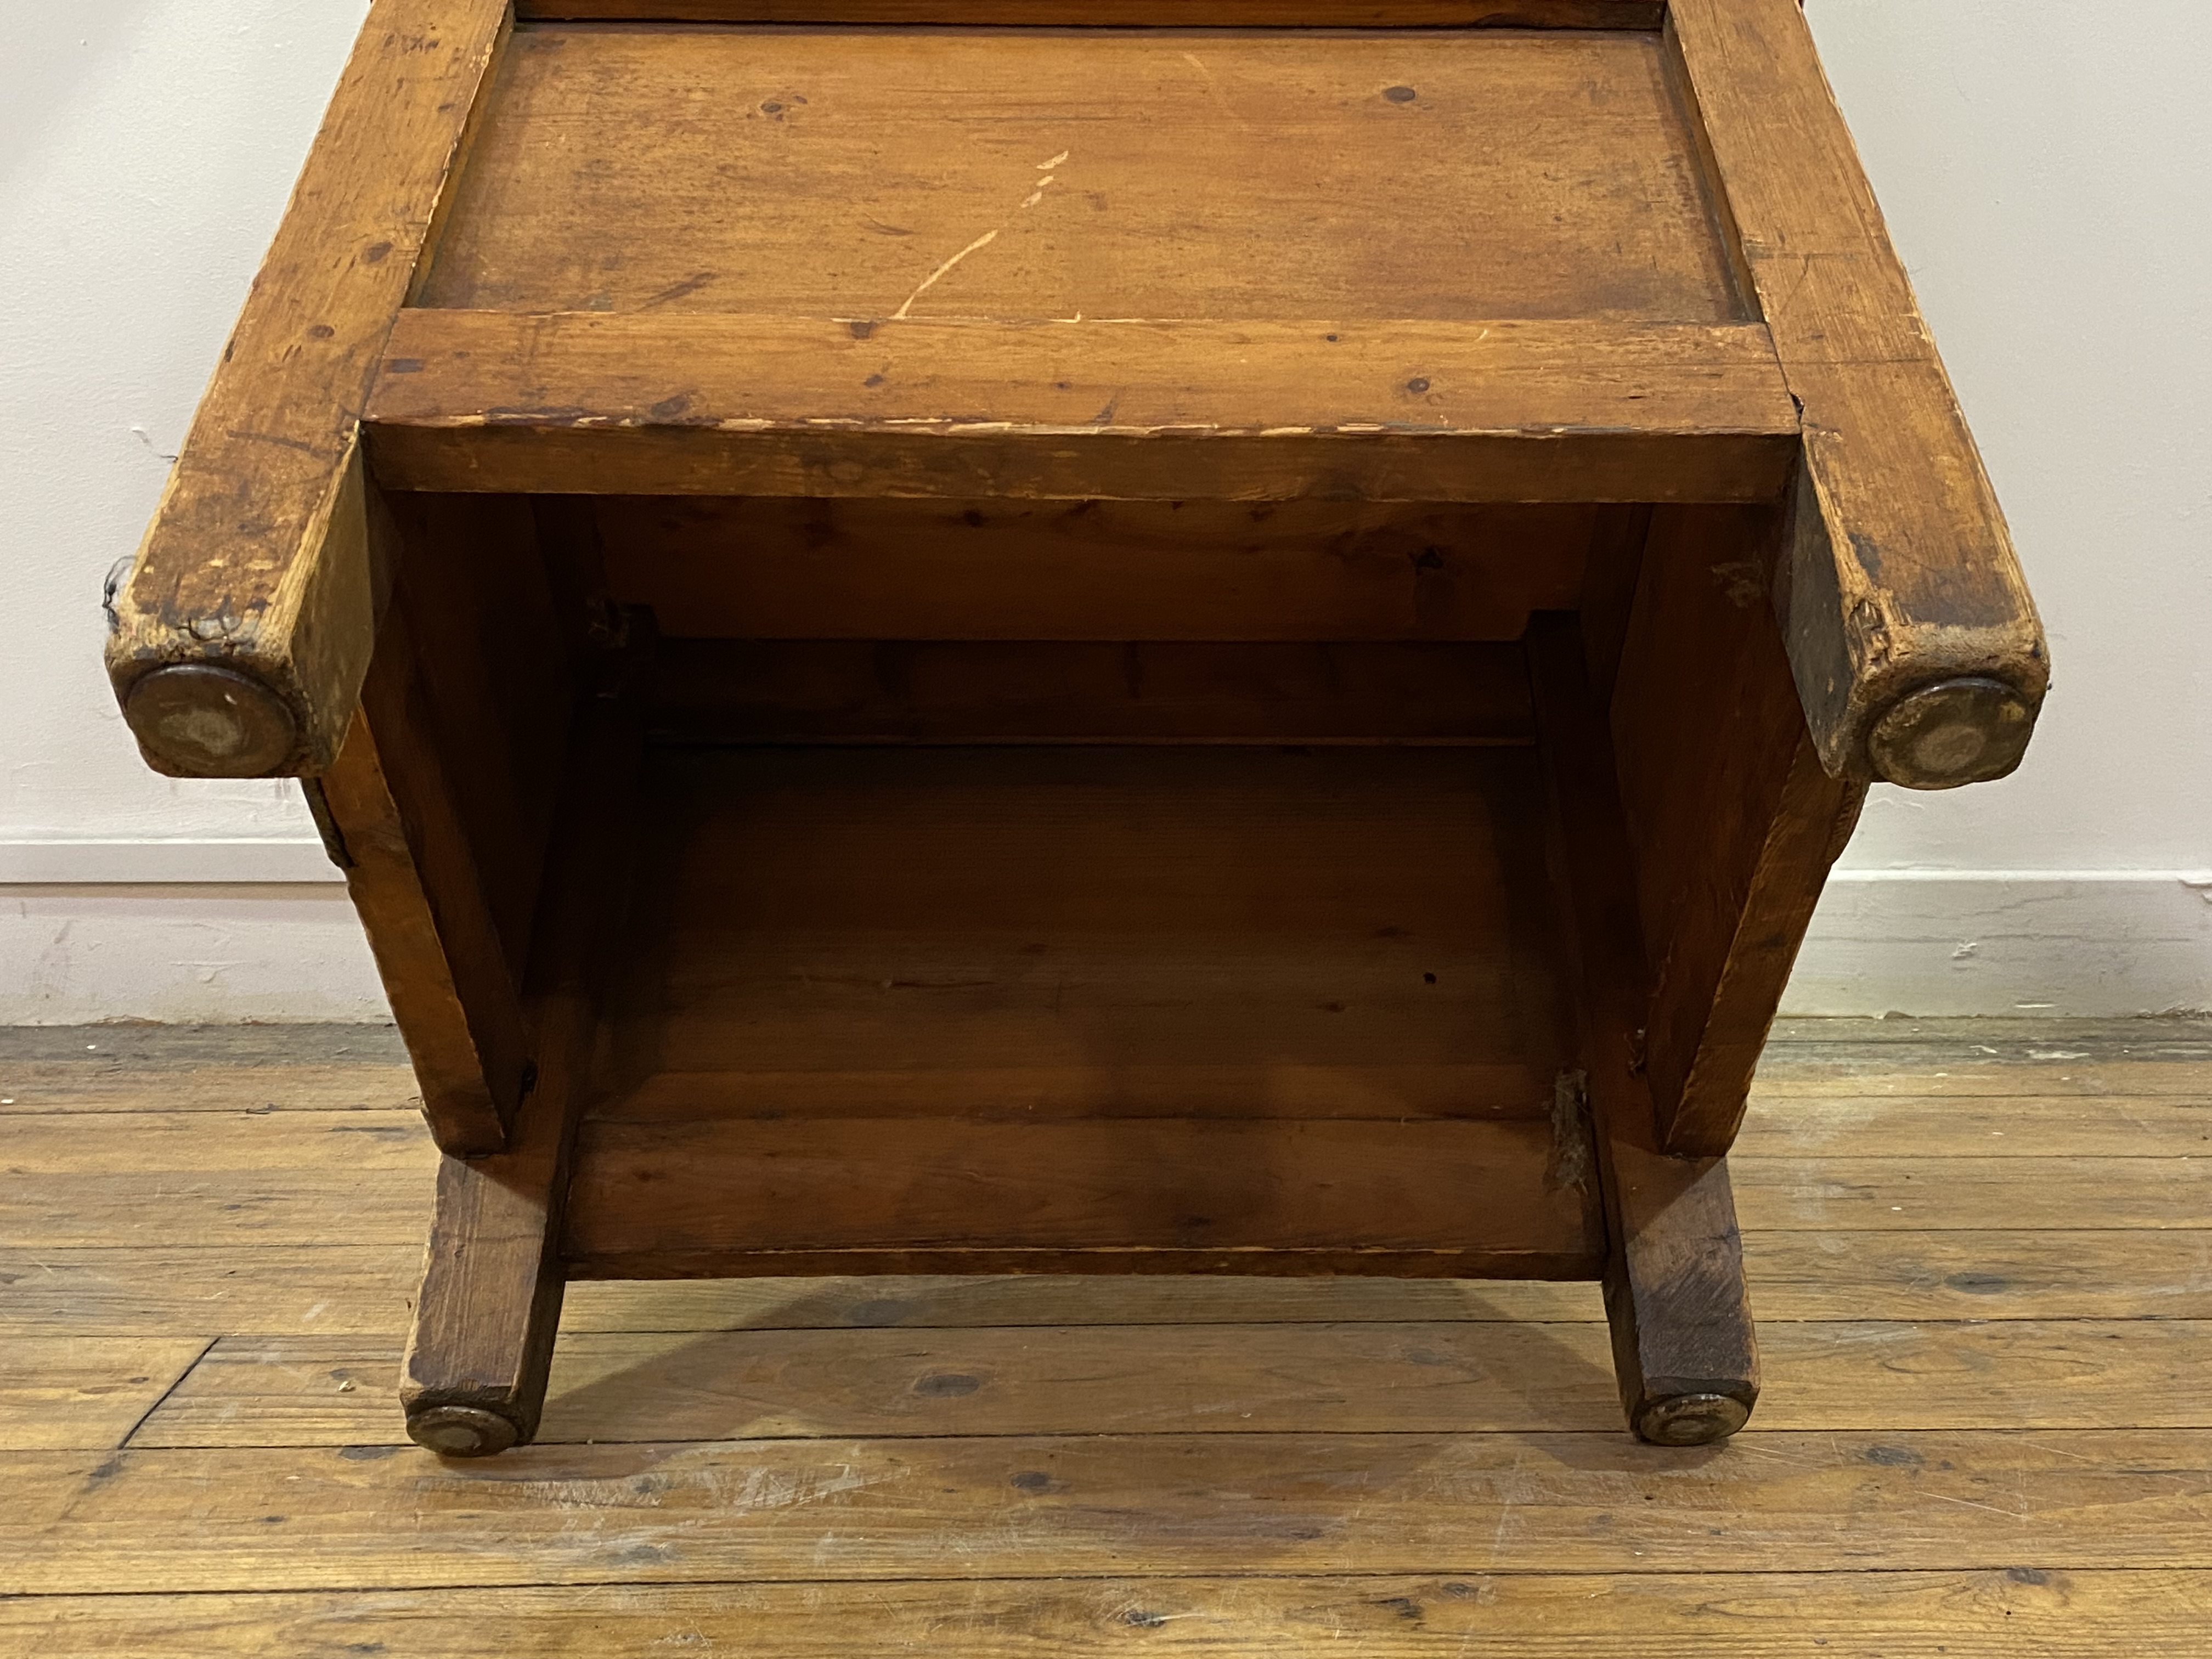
[1598,1132,1758,1446]
[401,1133,573,1455]
[1527,613,1758,1447]
[401,983,590,1457]
[399,680,641,1457]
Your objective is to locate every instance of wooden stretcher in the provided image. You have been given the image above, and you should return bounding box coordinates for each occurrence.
[107,0,2046,1455]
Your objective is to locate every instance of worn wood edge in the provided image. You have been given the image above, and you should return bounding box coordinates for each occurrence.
[104,3,514,780]
[110,444,377,778]
[367,312,1799,502]
[371,422,1796,504]
[1781,461,2047,787]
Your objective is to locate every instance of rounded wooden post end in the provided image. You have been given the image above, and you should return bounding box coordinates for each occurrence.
[407,1404,523,1458]
[1633,1391,1753,1447]
[123,664,300,778]
[1866,676,2034,791]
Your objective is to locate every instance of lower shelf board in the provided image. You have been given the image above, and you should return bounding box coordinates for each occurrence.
[568,744,1598,1280]
[561,1116,1604,1280]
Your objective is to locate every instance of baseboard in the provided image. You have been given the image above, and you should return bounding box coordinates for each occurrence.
[0,884,387,1025]
[0,839,341,884]
[3,867,2207,1024]
[1788,870,2212,1017]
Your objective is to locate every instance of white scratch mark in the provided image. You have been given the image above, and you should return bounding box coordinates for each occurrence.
[892,229,1001,320]
[1039,149,1070,170]
[1918,1489,2027,1520]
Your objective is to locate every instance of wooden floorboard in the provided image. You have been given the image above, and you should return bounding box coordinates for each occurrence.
[1,1018,2208,1652]
[9,1572,2210,1659]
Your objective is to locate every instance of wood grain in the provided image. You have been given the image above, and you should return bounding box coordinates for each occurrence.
[318,605,530,1155]
[649,640,1537,746]
[366,313,1799,503]
[1756,1063,2212,1099]
[564,1117,1602,1276]
[379,493,580,985]
[134,1318,2212,1448]
[595,498,1598,643]
[1729,1156,2211,1232]
[8,1431,2212,1592]
[2,1571,2199,1659]
[1528,613,1756,1440]
[1668,0,2048,784]
[8,1105,2198,1252]
[4,1575,2194,1659]
[0,1061,416,1115]
[0,1338,210,1452]
[605,746,1576,1115]
[1609,505,1865,1152]
[105,0,511,776]
[423,24,1733,322]
[5,1229,2209,1338]
[403,675,646,1451]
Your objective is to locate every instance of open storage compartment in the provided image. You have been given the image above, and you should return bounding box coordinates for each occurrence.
[108,1,2046,1456]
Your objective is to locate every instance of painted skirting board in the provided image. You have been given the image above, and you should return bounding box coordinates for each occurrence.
[1785,870,2212,1018]
[3,844,2208,1023]
[0,839,341,885]
[1,883,388,1024]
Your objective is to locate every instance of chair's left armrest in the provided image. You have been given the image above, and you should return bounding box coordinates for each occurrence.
[106,0,512,778]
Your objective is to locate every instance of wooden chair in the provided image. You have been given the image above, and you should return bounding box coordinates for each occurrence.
[107,0,2045,1455]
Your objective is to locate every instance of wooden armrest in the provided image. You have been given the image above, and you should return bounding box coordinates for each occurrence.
[1671,0,2048,790]
[104,0,511,778]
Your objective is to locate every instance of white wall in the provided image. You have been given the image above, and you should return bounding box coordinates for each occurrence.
[2,1,2206,1021]
[1,1,385,1020]
[1796,0,2212,1013]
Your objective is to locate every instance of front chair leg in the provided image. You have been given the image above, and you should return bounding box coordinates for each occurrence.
[401,978,588,1457]
[1528,615,1758,1449]
[1599,1136,1758,1446]
[400,1110,574,1457]
[399,687,639,1458]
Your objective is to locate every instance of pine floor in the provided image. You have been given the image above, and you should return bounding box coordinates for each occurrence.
[0,1018,2207,1656]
